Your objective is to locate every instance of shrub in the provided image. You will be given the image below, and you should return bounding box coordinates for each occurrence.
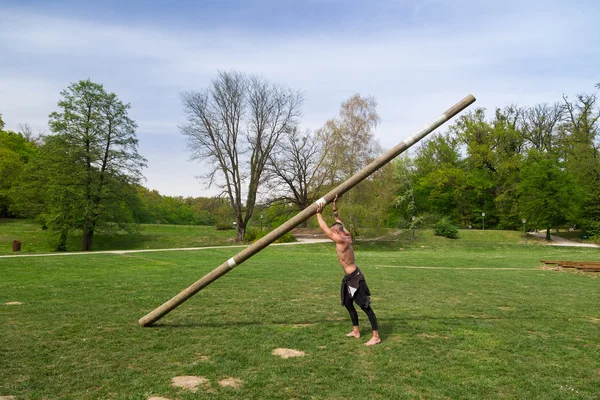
[583,220,600,239]
[434,218,459,239]
[274,232,296,243]
[215,223,235,231]
[244,227,296,243]
[244,227,262,242]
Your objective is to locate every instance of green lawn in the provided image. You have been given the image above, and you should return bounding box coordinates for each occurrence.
[1,234,599,399]
[0,220,237,255]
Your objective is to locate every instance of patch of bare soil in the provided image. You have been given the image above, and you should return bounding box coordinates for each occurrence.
[272,348,306,359]
[4,302,22,305]
[148,397,172,400]
[0,396,16,400]
[218,377,244,389]
[291,323,313,328]
[418,333,449,339]
[171,376,210,392]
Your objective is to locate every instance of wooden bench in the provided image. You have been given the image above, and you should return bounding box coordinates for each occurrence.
[541,260,600,272]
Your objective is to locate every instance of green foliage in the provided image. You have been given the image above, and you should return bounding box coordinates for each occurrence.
[434,217,459,239]
[215,222,235,231]
[245,227,296,243]
[517,149,575,231]
[583,220,600,238]
[8,80,147,251]
[133,186,223,225]
[0,126,38,217]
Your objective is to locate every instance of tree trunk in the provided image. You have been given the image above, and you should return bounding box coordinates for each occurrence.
[56,229,68,251]
[82,227,94,251]
[236,222,246,242]
[546,227,551,241]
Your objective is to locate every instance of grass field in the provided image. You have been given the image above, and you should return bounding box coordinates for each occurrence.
[1,228,599,399]
[0,220,237,255]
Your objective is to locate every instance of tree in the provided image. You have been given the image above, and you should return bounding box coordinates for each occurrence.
[413,132,468,224]
[390,156,418,228]
[27,80,147,251]
[0,121,38,217]
[317,94,380,184]
[521,103,564,152]
[560,91,600,226]
[517,149,574,240]
[451,106,525,229]
[180,71,302,241]
[264,128,328,221]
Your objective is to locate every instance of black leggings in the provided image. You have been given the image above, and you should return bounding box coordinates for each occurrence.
[344,294,378,331]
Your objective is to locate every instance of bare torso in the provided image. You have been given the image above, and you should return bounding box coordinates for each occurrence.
[335,236,356,275]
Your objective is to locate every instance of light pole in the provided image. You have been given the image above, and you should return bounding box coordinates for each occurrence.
[412,215,416,240]
[482,212,485,231]
[522,218,527,244]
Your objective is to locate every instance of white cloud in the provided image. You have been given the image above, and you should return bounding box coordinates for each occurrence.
[1,3,598,196]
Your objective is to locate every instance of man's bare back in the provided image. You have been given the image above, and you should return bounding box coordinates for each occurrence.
[334,233,356,275]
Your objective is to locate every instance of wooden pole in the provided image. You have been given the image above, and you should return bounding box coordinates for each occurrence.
[139,94,476,326]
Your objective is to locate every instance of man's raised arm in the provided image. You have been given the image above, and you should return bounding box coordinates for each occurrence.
[316,203,337,241]
[332,194,342,224]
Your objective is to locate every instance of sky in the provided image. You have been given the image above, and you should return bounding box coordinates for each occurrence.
[1,0,599,197]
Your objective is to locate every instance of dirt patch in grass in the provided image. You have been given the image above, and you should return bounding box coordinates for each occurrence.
[148,397,172,400]
[418,333,449,339]
[272,348,306,359]
[541,266,598,278]
[291,324,313,328]
[4,302,22,305]
[171,376,210,392]
[218,377,244,389]
[589,318,600,324]
[0,396,16,400]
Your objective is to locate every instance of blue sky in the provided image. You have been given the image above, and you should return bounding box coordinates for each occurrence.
[1,0,599,197]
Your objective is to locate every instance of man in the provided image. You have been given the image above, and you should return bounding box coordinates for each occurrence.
[316,195,381,346]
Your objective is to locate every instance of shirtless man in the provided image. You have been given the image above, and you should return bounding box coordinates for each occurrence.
[316,195,381,346]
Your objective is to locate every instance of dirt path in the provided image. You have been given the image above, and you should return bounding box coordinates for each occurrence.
[0,237,331,259]
[528,232,600,248]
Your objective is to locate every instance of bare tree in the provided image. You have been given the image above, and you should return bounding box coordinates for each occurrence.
[562,93,600,151]
[264,128,328,223]
[180,71,302,241]
[521,103,564,152]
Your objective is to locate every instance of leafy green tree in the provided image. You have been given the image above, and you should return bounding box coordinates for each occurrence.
[12,80,147,251]
[560,92,600,228]
[413,132,467,224]
[517,149,575,240]
[0,121,38,217]
[390,156,418,228]
[452,107,525,229]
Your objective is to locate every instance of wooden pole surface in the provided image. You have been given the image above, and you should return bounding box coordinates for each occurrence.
[138,94,476,326]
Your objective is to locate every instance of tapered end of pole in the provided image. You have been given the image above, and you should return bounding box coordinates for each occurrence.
[444,94,476,119]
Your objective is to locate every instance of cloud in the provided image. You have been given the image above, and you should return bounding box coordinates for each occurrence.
[1,2,599,196]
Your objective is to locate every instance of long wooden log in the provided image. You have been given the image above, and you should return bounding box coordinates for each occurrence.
[139,94,476,326]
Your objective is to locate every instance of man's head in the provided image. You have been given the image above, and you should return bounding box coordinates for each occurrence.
[330,222,347,236]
